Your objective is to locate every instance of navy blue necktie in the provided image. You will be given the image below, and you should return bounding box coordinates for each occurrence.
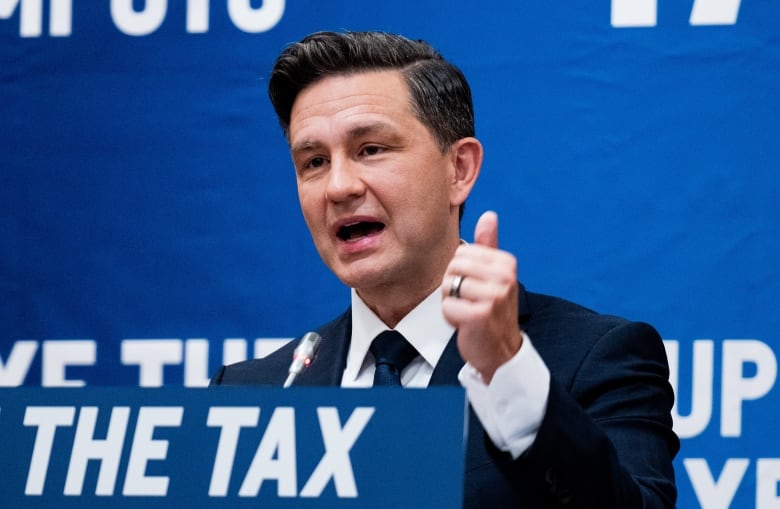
[370,330,419,386]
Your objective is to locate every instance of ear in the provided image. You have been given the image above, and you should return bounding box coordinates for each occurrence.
[449,137,483,208]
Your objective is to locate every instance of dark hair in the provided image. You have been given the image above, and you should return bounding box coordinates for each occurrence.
[268,31,475,153]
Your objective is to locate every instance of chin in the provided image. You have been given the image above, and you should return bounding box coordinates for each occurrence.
[331,264,389,292]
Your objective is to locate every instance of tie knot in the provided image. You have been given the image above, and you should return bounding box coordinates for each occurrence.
[369,330,418,386]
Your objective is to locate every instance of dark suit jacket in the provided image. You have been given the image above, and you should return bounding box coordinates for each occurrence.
[211,286,679,508]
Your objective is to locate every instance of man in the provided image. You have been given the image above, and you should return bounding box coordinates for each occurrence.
[211,31,679,507]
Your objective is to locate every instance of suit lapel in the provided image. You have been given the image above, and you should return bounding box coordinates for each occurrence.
[430,332,464,385]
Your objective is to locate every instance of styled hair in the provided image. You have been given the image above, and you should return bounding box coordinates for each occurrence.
[268,31,475,153]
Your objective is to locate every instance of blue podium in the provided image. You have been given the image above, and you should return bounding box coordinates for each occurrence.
[0,387,467,508]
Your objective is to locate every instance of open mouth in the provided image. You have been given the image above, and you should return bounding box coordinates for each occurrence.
[336,221,385,242]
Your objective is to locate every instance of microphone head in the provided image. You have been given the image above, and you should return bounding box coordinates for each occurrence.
[290,331,322,373]
[284,332,323,388]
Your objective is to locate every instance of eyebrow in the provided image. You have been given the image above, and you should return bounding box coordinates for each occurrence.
[290,138,323,155]
[346,122,400,140]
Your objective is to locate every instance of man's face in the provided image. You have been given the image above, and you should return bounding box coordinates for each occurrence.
[288,70,462,297]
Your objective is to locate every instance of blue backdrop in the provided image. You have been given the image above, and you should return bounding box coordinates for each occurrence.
[2,1,778,507]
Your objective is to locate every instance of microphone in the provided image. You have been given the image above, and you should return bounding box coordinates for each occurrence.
[283,332,322,388]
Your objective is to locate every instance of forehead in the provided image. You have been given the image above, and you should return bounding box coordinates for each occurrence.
[288,70,418,144]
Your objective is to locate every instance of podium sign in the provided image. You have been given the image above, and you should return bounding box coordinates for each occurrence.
[0,387,466,508]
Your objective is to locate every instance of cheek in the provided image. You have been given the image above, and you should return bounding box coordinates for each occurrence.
[297,183,320,211]
[415,166,454,208]
[296,189,326,232]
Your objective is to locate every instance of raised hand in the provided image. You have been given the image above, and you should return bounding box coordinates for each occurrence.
[441,211,524,383]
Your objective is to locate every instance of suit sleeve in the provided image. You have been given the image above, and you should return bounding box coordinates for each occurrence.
[493,321,679,508]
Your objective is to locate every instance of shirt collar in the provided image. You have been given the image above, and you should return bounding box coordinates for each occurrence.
[345,287,456,382]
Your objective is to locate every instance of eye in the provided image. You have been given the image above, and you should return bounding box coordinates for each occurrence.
[305,156,327,169]
[359,145,385,157]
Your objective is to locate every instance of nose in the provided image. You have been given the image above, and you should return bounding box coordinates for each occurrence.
[325,156,365,204]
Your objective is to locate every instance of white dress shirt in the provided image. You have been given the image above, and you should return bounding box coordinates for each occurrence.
[341,288,551,458]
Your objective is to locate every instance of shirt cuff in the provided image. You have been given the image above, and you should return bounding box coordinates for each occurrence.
[457,333,550,458]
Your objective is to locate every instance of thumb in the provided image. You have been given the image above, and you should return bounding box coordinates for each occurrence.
[474,211,499,248]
